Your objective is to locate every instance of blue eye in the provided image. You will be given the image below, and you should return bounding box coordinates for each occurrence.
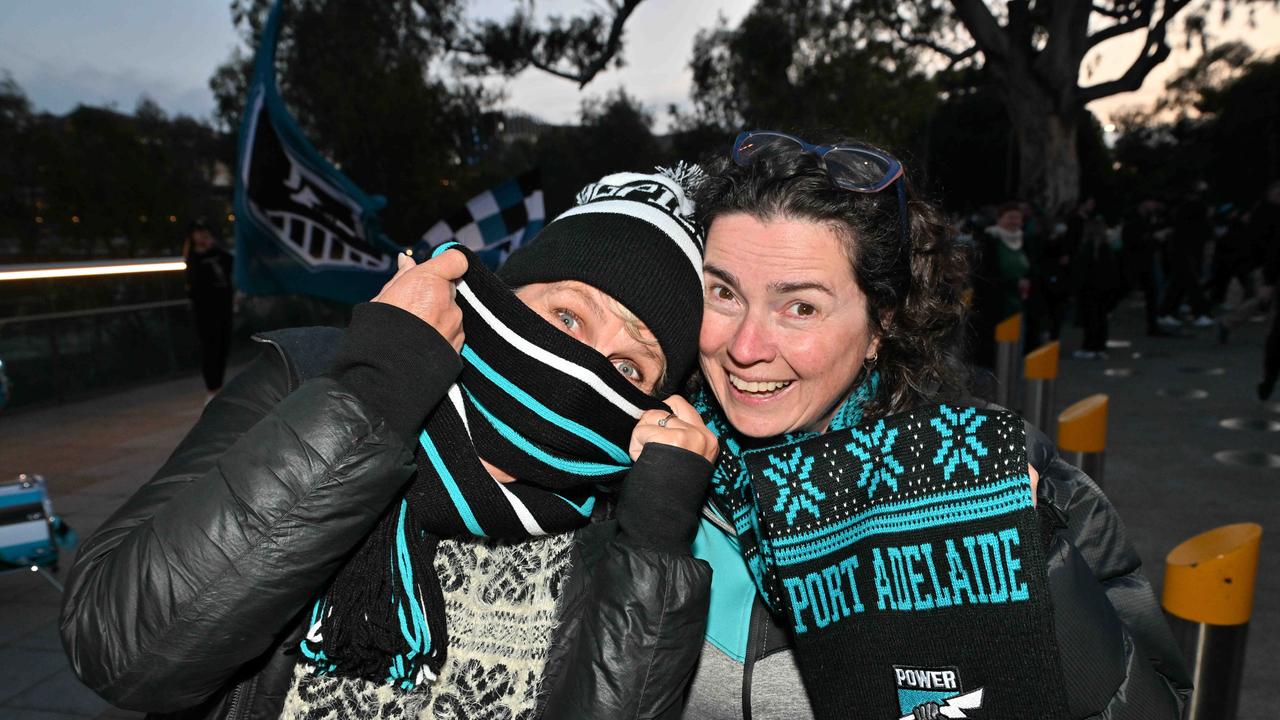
[555,309,580,330]
[614,358,642,382]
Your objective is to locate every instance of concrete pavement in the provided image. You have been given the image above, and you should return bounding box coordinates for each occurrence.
[1053,301,1279,718]
[1,373,207,719]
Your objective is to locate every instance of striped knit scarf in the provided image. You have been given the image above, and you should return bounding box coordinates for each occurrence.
[301,244,668,689]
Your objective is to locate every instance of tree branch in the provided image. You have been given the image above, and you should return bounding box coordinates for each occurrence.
[950,0,1011,63]
[447,38,487,58]
[1026,0,1085,104]
[1086,0,1155,51]
[890,24,978,68]
[557,0,644,88]
[1091,3,1131,20]
[1078,0,1190,103]
[1087,16,1149,50]
[450,0,644,88]
[1077,42,1169,102]
[528,56,599,84]
[948,44,981,68]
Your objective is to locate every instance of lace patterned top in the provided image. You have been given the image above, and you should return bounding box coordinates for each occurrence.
[280,532,574,720]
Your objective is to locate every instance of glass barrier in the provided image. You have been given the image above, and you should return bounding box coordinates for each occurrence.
[0,269,351,410]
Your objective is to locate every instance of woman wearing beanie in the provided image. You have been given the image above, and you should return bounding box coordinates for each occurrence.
[560,134,1190,719]
[60,168,718,720]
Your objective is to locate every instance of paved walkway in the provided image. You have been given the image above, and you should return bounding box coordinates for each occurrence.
[1052,301,1279,718]
[1,373,209,719]
[0,298,1276,718]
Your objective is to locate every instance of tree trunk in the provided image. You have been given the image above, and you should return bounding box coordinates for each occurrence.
[1005,94,1080,215]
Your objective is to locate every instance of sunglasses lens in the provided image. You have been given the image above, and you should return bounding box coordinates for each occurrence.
[823,148,896,191]
[734,132,806,166]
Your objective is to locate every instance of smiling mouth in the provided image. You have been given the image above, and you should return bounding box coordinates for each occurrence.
[727,374,794,397]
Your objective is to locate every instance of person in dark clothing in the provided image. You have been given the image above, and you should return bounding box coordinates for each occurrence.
[0,356,10,412]
[1219,188,1280,345]
[1122,198,1173,336]
[1019,201,1051,346]
[1254,181,1280,399]
[1054,197,1101,338]
[1063,196,1099,255]
[1158,189,1215,328]
[1207,204,1256,307]
[183,221,235,398]
[1072,216,1122,358]
[968,234,1000,371]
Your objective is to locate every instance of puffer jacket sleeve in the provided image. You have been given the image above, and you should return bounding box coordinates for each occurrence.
[1027,424,1193,718]
[540,444,713,720]
[59,304,461,713]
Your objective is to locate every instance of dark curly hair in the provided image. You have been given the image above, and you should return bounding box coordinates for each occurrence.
[694,139,971,419]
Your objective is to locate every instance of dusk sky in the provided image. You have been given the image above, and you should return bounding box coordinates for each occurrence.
[0,0,1277,132]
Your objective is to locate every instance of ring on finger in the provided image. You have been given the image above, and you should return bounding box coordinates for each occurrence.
[656,412,676,428]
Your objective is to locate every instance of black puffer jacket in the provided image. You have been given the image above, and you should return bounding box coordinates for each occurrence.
[59,305,711,720]
[1026,422,1191,717]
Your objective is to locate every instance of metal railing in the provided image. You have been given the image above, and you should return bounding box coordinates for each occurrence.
[0,256,351,409]
[0,298,199,407]
[0,257,200,408]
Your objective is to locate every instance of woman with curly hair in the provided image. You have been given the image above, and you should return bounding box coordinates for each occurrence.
[556,133,1191,720]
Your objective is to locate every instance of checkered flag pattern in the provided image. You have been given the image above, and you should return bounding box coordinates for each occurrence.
[418,170,545,269]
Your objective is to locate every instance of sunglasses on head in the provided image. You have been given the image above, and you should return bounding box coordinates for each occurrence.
[731,130,910,247]
[731,131,905,192]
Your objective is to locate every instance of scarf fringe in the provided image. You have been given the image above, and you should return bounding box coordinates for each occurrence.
[310,500,445,687]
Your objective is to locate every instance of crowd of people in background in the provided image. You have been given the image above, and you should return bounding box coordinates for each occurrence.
[964,179,1280,401]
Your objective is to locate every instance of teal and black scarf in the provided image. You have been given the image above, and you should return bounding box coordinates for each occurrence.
[301,244,668,689]
[696,380,1069,719]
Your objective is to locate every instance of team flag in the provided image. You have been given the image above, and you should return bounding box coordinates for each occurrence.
[233,0,399,304]
[416,170,545,270]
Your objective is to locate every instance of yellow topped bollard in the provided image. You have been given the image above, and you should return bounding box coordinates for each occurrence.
[1023,341,1059,436]
[1162,523,1263,720]
[1023,340,1059,380]
[993,314,1022,409]
[994,314,1022,343]
[1057,394,1108,485]
[1165,523,1262,626]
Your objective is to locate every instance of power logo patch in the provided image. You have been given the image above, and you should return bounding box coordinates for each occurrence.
[893,666,984,719]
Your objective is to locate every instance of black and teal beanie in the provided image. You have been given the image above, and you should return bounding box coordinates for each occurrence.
[498,165,706,391]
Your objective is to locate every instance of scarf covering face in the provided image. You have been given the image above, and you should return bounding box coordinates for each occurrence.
[697,382,1068,720]
[302,244,668,689]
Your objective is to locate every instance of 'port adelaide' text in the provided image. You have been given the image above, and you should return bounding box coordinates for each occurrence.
[781,526,1029,633]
